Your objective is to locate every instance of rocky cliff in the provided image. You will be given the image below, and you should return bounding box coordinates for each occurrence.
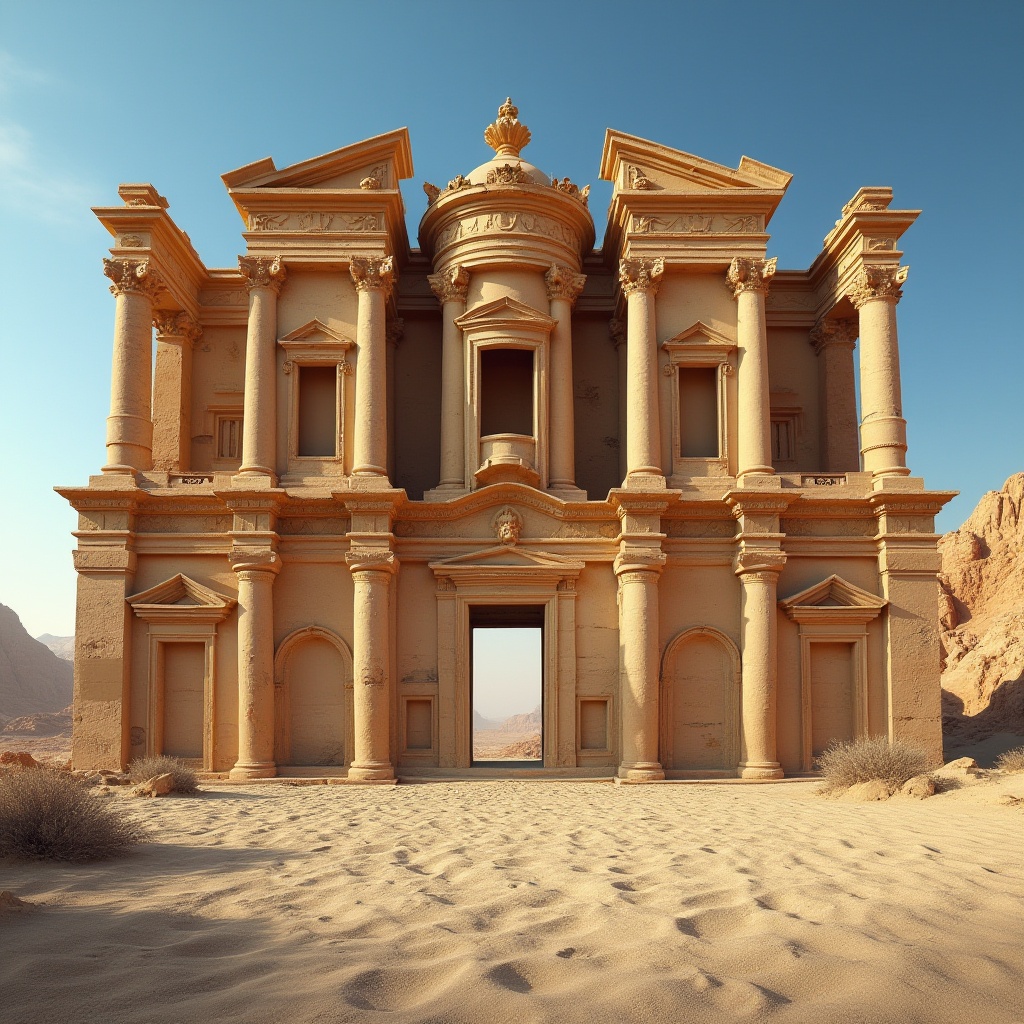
[0,604,74,722]
[939,473,1024,744]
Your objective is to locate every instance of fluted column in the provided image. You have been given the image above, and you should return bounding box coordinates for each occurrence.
[152,311,201,473]
[428,265,470,489]
[727,257,777,480]
[615,551,666,781]
[735,555,785,779]
[849,265,911,479]
[610,318,628,483]
[809,317,860,473]
[346,548,398,781]
[350,256,395,478]
[101,258,165,473]
[229,552,280,780]
[545,264,586,491]
[619,258,664,484]
[237,256,286,482]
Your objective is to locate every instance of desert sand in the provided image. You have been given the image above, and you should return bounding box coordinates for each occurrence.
[3,776,1024,1024]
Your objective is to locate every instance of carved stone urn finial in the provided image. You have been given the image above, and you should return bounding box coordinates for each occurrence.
[484,97,531,157]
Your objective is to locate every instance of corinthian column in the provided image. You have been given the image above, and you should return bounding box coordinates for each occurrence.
[848,265,911,480]
[610,318,627,482]
[152,311,201,472]
[545,264,586,493]
[619,257,664,485]
[809,317,859,473]
[350,256,395,479]
[346,548,398,781]
[237,256,286,482]
[102,258,165,473]
[428,265,470,490]
[229,550,280,780]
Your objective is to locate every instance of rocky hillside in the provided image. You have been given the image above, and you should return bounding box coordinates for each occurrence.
[0,604,74,722]
[939,473,1024,744]
[36,633,74,661]
[500,707,543,733]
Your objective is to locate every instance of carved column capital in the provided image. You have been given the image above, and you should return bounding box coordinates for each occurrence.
[230,549,281,577]
[614,547,667,579]
[103,257,165,300]
[809,316,858,354]
[848,264,908,309]
[427,264,470,304]
[153,310,202,346]
[726,256,777,298]
[349,255,395,297]
[618,257,664,297]
[545,264,586,304]
[734,549,787,579]
[609,317,626,348]
[346,548,398,575]
[238,255,286,294]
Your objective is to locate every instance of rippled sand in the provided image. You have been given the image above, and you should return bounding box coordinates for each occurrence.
[3,776,1024,1023]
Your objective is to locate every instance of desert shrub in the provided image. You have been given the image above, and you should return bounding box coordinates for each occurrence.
[127,755,198,794]
[816,736,931,794]
[0,767,146,862]
[995,746,1024,773]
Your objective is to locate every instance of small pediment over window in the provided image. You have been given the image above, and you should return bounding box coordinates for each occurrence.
[279,319,353,348]
[128,575,236,623]
[455,296,556,332]
[779,575,886,623]
[662,320,735,351]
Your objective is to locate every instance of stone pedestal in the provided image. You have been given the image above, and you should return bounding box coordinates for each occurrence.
[428,265,470,490]
[152,312,201,473]
[545,264,586,495]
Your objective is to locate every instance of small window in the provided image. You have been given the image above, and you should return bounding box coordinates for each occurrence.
[216,416,242,460]
[298,366,337,457]
[771,416,796,463]
[677,367,719,458]
[480,349,534,436]
[579,698,609,751]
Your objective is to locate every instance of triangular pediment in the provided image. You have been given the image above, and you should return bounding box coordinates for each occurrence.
[663,320,736,350]
[455,296,556,332]
[780,575,886,620]
[600,130,792,194]
[431,545,584,572]
[221,129,413,191]
[279,319,353,347]
[128,575,235,622]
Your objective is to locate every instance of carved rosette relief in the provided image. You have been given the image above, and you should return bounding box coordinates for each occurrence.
[494,507,523,546]
[153,311,202,345]
[102,258,165,300]
[359,176,382,190]
[726,256,777,298]
[545,264,586,305]
[427,264,470,304]
[847,265,909,309]
[349,255,395,297]
[809,317,858,353]
[619,257,665,297]
[238,255,286,294]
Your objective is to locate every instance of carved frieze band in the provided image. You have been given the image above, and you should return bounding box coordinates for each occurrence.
[809,316,858,353]
[103,258,165,300]
[247,212,383,233]
[427,264,470,305]
[435,212,579,252]
[848,265,908,309]
[631,213,763,235]
[619,257,665,298]
[545,264,586,304]
[726,256,777,298]
[349,255,395,297]
[238,255,287,294]
[153,311,202,345]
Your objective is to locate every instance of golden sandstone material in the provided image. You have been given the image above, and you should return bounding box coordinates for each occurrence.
[59,100,954,781]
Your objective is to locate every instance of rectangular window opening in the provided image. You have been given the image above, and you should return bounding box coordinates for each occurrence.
[298,365,337,457]
[470,606,543,767]
[678,366,719,458]
[480,348,534,437]
[216,416,242,460]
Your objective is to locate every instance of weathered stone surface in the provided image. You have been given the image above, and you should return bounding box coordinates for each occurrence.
[0,751,40,768]
[840,779,892,802]
[900,774,936,798]
[133,773,175,798]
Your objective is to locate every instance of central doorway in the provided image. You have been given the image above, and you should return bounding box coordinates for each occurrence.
[470,605,544,768]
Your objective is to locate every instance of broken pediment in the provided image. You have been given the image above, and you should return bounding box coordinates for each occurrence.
[662,320,736,351]
[455,296,556,332]
[599,130,792,195]
[221,129,414,191]
[279,318,353,348]
[128,575,236,623]
[780,575,887,623]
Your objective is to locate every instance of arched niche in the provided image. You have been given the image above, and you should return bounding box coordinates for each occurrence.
[274,626,353,767]
[661,625,740,775]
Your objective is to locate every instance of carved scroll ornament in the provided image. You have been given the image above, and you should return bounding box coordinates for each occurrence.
[153,311,202,345]
[103,258,165,300]
[238,255,286,294]
[619,257,665,297]
[726,256,777,298]
[427,264,470,304]
[545,264,586,304]
[349,255,395,296]
[847,265,908,309]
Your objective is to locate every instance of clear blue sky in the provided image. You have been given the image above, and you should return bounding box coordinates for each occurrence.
[1,1,1021,637]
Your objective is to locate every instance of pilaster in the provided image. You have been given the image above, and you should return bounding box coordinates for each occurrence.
[809,316,859,473]
[152,311,201,473]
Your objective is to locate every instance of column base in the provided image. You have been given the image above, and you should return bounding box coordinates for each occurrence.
[623,472,666,490]
[547,483,588,502]
[348,762,395,782]
[349,473,394,491]
[229,761,278,781]
[231,470,277,489]
[617,762,665,782]
[737,762,784,780]
[423,484,470,501]
[735,470,780,488]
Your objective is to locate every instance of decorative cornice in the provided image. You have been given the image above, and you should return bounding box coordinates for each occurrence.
[619,257,664,298]
[153,310,202,345]
[848,264,908,309]
[809,316,858,354]
[545,264,586,304]
[238,255,286,294]
[726,256,777,298]
[349,255,395,297]
[102,258,165,300]
[427,264,470,304]
[483,97,531,157]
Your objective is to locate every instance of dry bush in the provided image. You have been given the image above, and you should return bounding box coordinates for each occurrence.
[127,755,198,794]
[816,736,931,794]
[995,746,1024,773]
[0,767,146,862]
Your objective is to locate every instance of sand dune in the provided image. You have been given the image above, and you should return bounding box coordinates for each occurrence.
[3,777,1024,1023]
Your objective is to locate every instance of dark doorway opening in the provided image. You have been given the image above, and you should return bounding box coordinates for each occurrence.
[470,605,544,768]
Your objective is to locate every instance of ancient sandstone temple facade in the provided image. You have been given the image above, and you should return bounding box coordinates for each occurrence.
[60,101,953,781]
